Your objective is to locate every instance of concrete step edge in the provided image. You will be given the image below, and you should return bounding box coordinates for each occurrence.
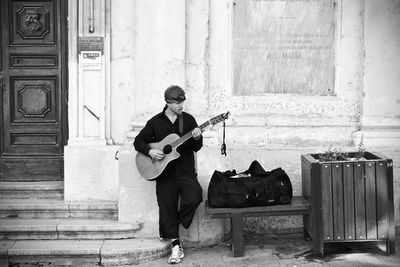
[0,190,63,197]
[0,191,63,200]
[0,200,118,210]
[3,239,170,266]
[0,219,142,232]
[0,181,63,190]
[0,200,118,220]
[0,220,143,240]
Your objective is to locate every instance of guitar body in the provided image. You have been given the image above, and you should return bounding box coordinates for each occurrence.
[136,133,181,180]
[135,111,230,181]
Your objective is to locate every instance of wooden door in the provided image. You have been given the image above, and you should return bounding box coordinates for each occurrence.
[0,0,67,181]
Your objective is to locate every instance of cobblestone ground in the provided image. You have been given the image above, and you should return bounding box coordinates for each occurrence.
[138,233,400,267]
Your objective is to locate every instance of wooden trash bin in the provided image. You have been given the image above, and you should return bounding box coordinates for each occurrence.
[301,152,395,256]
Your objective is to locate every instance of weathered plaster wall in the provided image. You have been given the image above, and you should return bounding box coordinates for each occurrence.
[106,0,190,144]
[130,0,186,127]
[363,0,400,122]
[115,0,400,245]
[184,0,209,116]
[66,0,400,246]
[64,145,119,201]
[207,0,362,148]
[361,0,400,227]
[110,0,136,144]
[353,0,400,146]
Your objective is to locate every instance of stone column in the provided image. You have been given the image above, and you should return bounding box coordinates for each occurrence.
[68,0,110,145]
[65,0,119,201]
[356,0,400,147]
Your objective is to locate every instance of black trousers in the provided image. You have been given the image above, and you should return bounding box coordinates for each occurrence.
[156,173,203,239]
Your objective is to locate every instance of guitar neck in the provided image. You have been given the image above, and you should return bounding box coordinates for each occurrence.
[171,120,211,148]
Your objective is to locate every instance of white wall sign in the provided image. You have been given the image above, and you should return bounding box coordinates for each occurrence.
[79,51,102,69]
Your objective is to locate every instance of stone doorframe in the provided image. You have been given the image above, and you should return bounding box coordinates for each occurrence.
[67,0,112,146]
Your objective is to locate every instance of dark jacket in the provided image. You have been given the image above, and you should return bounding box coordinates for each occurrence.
[133,108,203,178]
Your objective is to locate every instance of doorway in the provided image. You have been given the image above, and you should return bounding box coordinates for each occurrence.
[0,0,68,181]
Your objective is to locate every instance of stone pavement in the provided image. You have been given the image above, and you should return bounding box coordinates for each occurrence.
[138,233,400,267]
[1,233,399,266]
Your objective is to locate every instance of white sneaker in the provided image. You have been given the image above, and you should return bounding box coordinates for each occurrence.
[167,244,184,264]
[179,244,184,259]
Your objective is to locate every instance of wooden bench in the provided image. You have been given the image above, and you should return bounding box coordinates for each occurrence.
[205,196,311,257]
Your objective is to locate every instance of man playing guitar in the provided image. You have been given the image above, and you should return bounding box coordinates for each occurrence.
[133,85,203,264]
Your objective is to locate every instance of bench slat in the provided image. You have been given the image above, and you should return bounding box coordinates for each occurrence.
[205,196,310,217]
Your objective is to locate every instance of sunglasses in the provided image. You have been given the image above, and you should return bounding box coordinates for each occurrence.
[167,99,185,104]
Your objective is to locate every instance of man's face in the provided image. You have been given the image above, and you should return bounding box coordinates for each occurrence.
[167,100,185,115]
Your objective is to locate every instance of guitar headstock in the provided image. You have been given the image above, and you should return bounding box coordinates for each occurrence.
[210,111,230,126]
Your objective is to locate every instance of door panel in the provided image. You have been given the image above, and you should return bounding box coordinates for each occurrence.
[11,77,57,122]
[0,0,67,181]
[1,157,62,181]
[10,0,56,45]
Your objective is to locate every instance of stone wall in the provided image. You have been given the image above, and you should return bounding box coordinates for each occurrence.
[65,0,400,246]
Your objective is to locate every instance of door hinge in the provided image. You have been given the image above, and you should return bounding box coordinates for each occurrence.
[1,81,5,92]
[0,74,4,91]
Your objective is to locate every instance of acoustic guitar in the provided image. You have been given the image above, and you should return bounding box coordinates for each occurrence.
[136,112,230,180]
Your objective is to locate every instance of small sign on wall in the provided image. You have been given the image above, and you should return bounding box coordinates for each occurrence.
[78,37,103,70]
[78,37,104,54]
[79,51,102,69]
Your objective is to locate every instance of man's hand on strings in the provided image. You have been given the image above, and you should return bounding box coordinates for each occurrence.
[149,149,164,161]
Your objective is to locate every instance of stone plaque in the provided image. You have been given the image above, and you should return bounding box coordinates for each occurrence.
[233,0,335,95]
[78,37,104,54]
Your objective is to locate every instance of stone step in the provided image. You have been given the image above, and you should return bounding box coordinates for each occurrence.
[0,219,142,240]
[0,181,63,199]
[0,199,118,220]
[1,239,170,266]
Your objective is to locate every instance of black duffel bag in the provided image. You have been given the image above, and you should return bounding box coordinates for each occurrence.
[207,160,293,208]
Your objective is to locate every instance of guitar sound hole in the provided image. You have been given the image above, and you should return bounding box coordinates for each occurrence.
[163,145,172,154]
